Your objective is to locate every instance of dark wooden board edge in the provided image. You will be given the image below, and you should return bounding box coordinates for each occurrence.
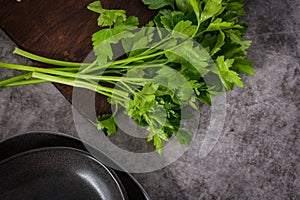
[0,0,156,118]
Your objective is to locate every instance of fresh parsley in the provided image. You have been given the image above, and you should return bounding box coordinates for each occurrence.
[0,0,253,154]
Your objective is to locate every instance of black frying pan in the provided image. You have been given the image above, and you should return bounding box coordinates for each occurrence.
[0,131,150,200]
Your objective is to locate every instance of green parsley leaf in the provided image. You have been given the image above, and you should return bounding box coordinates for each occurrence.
[216,56,244,88]
[200,0,223,23]
[160,10,186,29]
[88,1,127,27]
[175,0,194,14]
[142,0,175,9]
[189,0,201,21]
[173,20,197,37]
[211,30,225,55]
[232,58,254,75]
[95,114,117,135]
[176,129,192,146]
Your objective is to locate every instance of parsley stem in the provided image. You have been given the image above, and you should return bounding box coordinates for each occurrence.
[108,39,192,67]
[4,79,48,87]
[86,63,163,75]
[120,81,135,94]
[53,67,79,72]
[112,103,119,116]
[0,62,150,83]
[192,21,201,38]
[13,48,91,67]
[112,52,164,64]
[80,60,97,73]
[137,35,172,56]
[31,72,129,101]
[85,61,167,74]
[0,72,32,87]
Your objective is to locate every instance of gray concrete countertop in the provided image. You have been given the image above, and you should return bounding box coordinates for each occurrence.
[0,0,299,199]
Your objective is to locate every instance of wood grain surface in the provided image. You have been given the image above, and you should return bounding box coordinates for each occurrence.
[0,0,156,117]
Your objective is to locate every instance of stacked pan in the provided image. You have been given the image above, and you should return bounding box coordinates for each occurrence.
[0,132,150,200]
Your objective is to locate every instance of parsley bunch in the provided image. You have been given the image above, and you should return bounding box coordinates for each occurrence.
[0,0,253,154]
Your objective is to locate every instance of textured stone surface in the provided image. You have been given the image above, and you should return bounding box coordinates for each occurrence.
[0,0,299,199]
[0,30,77,139]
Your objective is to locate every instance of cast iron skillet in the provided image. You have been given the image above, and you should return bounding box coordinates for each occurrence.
[0,131,151,200]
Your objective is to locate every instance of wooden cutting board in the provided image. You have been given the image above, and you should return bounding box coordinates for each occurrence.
[0,0,156,117]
